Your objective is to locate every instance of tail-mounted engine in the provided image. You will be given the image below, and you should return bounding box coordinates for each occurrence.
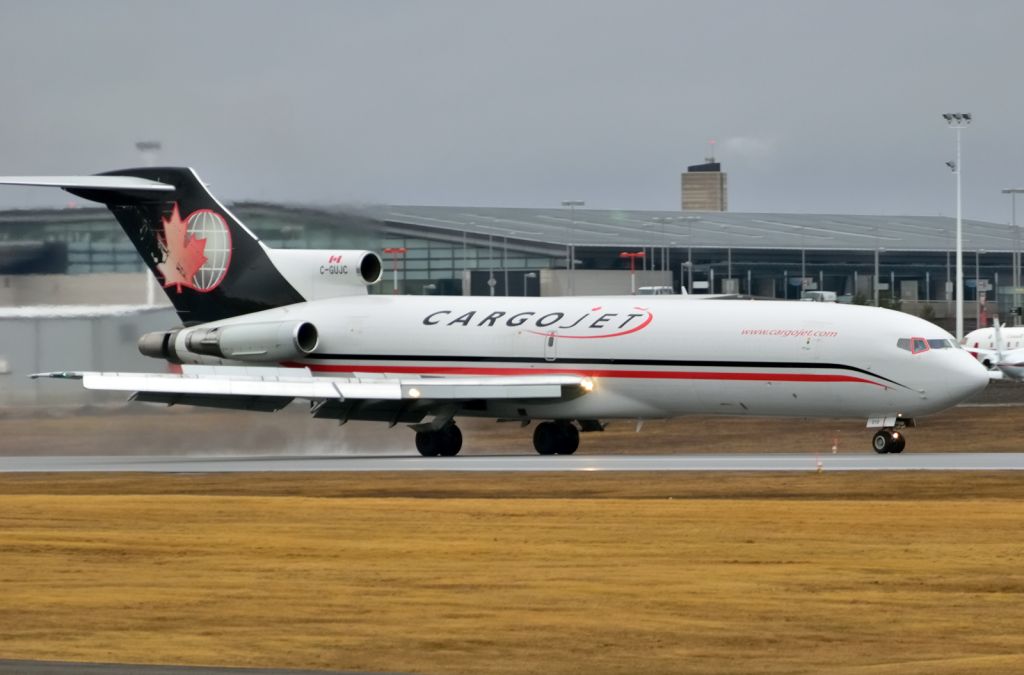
[266,249,383,300]
[139,320,319,364]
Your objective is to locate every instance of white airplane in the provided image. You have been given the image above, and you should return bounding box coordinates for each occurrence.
[962,321,1024,381]
[0,168,990,455]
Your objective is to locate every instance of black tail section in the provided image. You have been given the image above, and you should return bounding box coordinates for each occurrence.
[66,168,305,325]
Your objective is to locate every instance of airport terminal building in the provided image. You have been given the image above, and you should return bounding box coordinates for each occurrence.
[2,201,1022,323]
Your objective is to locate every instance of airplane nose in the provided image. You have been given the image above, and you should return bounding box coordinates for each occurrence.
[948,352,990,403]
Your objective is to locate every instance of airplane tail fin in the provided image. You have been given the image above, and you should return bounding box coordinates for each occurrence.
[1,168,305,325]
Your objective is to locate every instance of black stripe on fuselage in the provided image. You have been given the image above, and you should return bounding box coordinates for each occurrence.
[307,353,911,390]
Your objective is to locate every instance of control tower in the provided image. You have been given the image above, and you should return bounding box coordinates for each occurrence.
[681,155,727,211]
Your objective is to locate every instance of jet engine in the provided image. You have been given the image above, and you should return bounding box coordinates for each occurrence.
[139,320,319,364]
[266,249,384,300]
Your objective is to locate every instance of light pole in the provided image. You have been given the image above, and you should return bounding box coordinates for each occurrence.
[561,200,584,295]
[619,251,645,294]
[944,112,972,340]
[681,216,700,293]
[502,235,509,297]
[975,248,983,329]
[651,216,679,272]
[487,234,495,297]
[135,140,161,167]
[874,247,880,307]
[383,247,407,294]
[524,271,537,297]
[1002,188,1024,325]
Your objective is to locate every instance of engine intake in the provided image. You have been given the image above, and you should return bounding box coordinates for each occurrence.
[358,252,383,284]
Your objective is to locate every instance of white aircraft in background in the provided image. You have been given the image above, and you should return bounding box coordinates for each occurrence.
[962,321,1024,381]
[0,168,989,455]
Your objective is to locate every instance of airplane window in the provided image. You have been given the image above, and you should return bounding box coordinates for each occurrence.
[899,338,953,352]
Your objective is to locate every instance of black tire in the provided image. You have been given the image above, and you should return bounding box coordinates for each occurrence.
[415,431,441,457]
[892,433,906,454]
[533,422,559,455]
[438,424,463,457]
[872,430,891,454]
[557,422,580,455]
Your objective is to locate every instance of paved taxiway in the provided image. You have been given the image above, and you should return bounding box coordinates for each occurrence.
[2,452,1024,472]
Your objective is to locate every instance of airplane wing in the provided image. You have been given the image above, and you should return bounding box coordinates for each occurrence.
[31,366,589,418]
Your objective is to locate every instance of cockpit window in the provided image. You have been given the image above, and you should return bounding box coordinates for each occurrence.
[897,337,951,353]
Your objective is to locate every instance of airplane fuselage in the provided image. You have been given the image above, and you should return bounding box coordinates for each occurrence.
[962,324,1024,381]
[205,295,989,422]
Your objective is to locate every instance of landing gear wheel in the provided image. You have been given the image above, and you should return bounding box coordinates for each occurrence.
[533,422,559,455]
[559,422,580,455]
[871,429,904,454]
[533,421,580,455]
[437,424,463,457]
[891,433,906,454]
[872,430,890,454]
[415,431,441,457]
[415,423,463,457]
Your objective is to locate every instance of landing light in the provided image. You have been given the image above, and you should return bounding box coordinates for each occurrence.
[580,378,595,392]
[408,387,421,399]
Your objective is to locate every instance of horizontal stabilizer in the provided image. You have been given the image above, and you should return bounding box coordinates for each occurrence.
[0,175,175,192]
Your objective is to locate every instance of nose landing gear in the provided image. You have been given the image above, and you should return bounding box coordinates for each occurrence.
[872,429,906,454]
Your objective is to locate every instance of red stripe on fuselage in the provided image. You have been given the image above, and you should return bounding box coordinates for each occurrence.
[292,362,885,387]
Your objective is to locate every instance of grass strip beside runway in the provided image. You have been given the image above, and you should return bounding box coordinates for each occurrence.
[1,473,1023,674]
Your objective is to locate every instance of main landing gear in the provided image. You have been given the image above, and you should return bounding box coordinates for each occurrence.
[872,429,906,454]
[532,421,580,455]
[414,419,586,457]
[415,423,463,457]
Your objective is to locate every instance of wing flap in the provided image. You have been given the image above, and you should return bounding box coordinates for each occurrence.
[132,392,294,412]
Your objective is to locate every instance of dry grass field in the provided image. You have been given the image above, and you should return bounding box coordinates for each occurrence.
[2,472,1024,675]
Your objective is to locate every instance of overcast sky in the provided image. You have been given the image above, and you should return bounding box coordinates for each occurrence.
[1,0,1022,222]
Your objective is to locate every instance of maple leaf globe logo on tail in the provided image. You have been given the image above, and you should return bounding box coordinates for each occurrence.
[156,204,233,293]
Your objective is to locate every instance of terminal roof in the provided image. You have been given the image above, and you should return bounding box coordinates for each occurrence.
[378,205,1018,252]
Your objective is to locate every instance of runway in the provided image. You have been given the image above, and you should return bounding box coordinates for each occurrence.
[2,452,1024,473]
